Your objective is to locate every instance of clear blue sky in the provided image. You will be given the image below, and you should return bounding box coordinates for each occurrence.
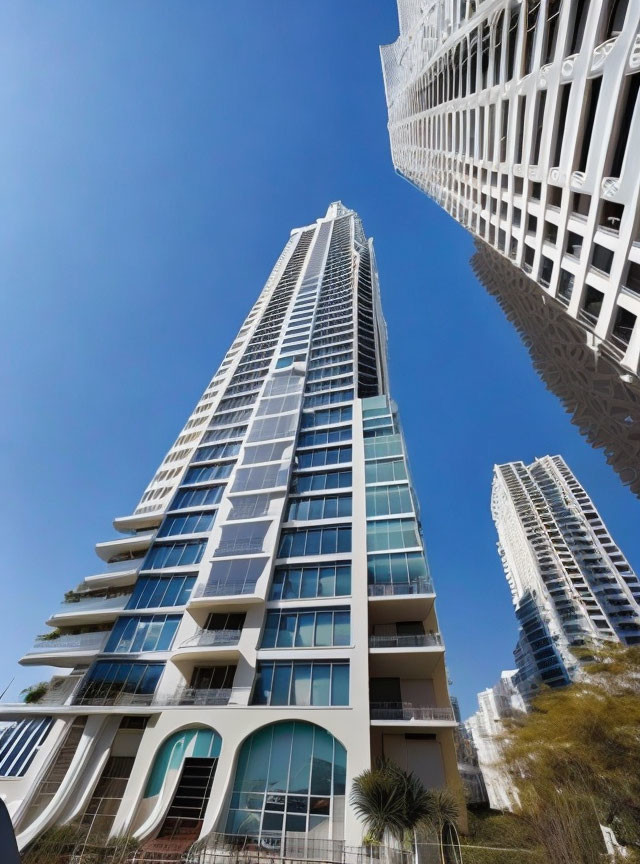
[1,1,639,718]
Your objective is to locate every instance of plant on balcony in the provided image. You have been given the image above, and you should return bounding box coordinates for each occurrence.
[21,682,48,704]
[36,629,62,642]
[63,589,83,604]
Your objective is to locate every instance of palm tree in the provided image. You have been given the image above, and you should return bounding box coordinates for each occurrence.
[350,760,446,863]
[350,759,408,845]
[421,789,461,864]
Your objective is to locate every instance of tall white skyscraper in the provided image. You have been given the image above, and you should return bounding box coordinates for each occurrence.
[472,240,640,500]
[0,204,461,857]
[492,454,640,695]
[381,1,640,379]
[465,670,525,812]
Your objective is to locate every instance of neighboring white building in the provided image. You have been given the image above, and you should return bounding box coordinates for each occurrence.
[471,240,640,500]
[465,670,525,811]
[493,454,640,695]
[0,203,462,857]
[381,0,640,379]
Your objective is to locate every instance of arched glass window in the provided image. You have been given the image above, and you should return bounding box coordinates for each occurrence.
[224,721,346,847]
[144,726,222,799]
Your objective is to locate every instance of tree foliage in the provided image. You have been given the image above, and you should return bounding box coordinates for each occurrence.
[502,643,640,862]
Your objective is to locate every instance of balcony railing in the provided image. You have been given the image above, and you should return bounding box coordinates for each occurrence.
[54,594,131,616]
[179,629,242,648]
[73,690,156,707]
[193,580,258,599]
[367,579,433,597]
[27,632,108,654]
[369,702,455,722]
[368,633,442,649]
[164,687,232,706]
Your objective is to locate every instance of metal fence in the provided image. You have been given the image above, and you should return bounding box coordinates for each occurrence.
[20,829,534,864]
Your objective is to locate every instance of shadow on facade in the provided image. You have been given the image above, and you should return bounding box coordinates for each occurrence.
[471,240,640,500]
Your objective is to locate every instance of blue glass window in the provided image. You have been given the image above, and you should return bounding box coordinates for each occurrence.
[183,463,233,485]
[367,552,431,589]
[105,614,181,653]
[252,664,349,707]
[301,406,352,428]
[286,496,352,521]
[192,442,241,462]
[303,390,353,409]
[297,427,351,448]
[297,446,352,469]
[261,608,350,648]
[365,485,413,517]
[364,435,403,460]
[157,511,215,537]
[0,718,53,778]
[170,485,224,510]
[292,470,351,493]
[366,519,420,552]
[365,459,408,484]
[224,721,346,845]
[144,540,207,570]
[278,527,352,558]
[127,574,196,609]
[75,661,164,705]
[270,564,351,600]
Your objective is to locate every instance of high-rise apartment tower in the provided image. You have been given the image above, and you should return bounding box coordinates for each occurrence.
[381,1,640,379]
[0,204,461,856]
[492,454,640,695]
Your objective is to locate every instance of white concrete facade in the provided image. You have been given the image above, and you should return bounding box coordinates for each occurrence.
[0,204,462,856]
[381,0,640,379]
[465,670,525,812]
[492,454,640,695]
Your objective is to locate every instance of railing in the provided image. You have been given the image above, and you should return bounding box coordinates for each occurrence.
[369,702,455,722]
[73,690,156,707]
[193,580,258,598]
[369,633,442,648]
[164,687,232,706]
[179,629,242,648]
[53,593,131,616]
[27,631,108,654]
[367,579,433,597]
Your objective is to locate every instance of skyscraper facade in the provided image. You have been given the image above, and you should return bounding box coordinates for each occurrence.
[0,204,460,855]
[381,1,640,379]
[472,240,640,499]
[465,670,525,811]
[492,454,640,696]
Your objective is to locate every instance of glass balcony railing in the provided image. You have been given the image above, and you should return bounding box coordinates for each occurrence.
[54,594,131,616]
[166,687,232,706]
[368,633,442,648]
[193,580,258,599]
[27,632,108,654]
[178,629,242,649]
[367,579,433,597]
[369,702,455,722]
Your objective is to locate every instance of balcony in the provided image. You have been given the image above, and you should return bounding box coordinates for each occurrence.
[48,593,130,625]
[369,702,456,724]
[173,628,243,663]
[179,629,242,648]
[368,633,442,649]
[94,530,155,563]
[367,579,433,597]
[164,687,232,706]
[21,631,108,667]
[84,557,145,589]
[368,580,435,624]
[191,580,261,604]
